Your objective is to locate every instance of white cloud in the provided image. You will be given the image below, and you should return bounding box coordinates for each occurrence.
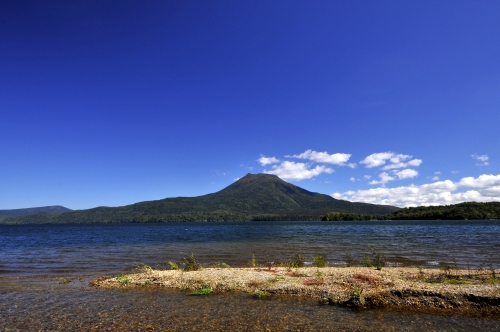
[368,169,418,185]
[264,161,333,181]
[350,177,356,182]
[369,172,395,185]
[258,155,280,166]
[472,154,489,166]
[332,174,500,207]
[360,152,399,168]
[381,159,422,170]
[289,149,351,165]
[394,168,418,180]
[457,174,500,196]
[432,171,441,181]
[360,152,422,171]
[364,175,371,180]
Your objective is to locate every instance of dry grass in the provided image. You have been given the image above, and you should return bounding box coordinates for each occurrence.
[302,279,324,286]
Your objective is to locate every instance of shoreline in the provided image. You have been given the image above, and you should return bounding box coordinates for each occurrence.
[91,266,500,313]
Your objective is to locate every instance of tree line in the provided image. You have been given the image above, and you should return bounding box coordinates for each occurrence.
[321,202,500,221]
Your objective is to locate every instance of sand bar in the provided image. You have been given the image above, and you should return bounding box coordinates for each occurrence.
[91,266,500,312]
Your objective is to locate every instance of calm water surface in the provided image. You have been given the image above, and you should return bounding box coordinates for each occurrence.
[2,220,500,276]
[1,220,499,330]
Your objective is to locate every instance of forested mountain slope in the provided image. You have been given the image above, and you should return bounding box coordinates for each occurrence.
[1,174,398,224]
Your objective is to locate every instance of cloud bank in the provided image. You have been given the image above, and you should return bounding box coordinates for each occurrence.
[332,174,500,207]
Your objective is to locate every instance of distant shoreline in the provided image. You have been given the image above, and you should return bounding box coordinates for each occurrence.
[91,266,500,313]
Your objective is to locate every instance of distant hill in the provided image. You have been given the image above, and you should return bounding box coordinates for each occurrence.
[321,201,500,221]
[1,174,399,224]
[0,206,72,219]
[385,201,500,220]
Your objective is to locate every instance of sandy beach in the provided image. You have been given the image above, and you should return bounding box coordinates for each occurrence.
[92,266,500,312]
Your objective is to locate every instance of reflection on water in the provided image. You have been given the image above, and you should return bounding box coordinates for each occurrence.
[1,276,499,331]
[1,221,500,276]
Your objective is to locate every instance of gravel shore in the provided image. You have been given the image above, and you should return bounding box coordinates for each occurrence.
[91,267,500,312]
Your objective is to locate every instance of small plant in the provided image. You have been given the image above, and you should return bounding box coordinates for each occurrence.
[168,261,179,270]
[134,264,153,274]
[289,253,305,268]
[268,275,285,283]
[210,261,230,268]
[487,277,499,285]
[446,279,472,285]
[353,285,363,298]
[370,247,387,269]
[352,282,365,305]
[144,280,151,285]
[315,270,324,279]
[248,254,258,267]
[263,256,274,270]
[183,253,201,272]
[362,255,373,267]
[253,289,268,298]
[117,274,131,285]
[58,277,70,284]
[190,285,213,295]
[312,255,327,268]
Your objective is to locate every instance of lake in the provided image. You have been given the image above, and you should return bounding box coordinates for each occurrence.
[1,220,500,330]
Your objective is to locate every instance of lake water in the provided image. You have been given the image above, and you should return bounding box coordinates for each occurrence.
[2,220,500,276]
[1,220,500,330]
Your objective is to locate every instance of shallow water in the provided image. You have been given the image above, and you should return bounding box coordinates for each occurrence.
[1,220,500,330]
[1,276,499,331]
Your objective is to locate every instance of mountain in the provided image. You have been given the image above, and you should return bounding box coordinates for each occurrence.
[0,206,72,219]
[1,174,399,224]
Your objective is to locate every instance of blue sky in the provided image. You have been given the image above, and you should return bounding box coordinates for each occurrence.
[1,1,499,210]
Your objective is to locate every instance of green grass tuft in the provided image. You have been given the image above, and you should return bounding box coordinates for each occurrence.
[117,274,131,285]
[210,261,230,268]
[190,286,213,295]
[312,255,327,268]
[253,289,268,298]
[168,261,179,270]
[183,253,201,272]
[289,253,305,268]
[248,254,258,267]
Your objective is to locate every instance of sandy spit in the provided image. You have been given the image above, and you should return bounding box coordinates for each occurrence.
[91,267,500,312]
